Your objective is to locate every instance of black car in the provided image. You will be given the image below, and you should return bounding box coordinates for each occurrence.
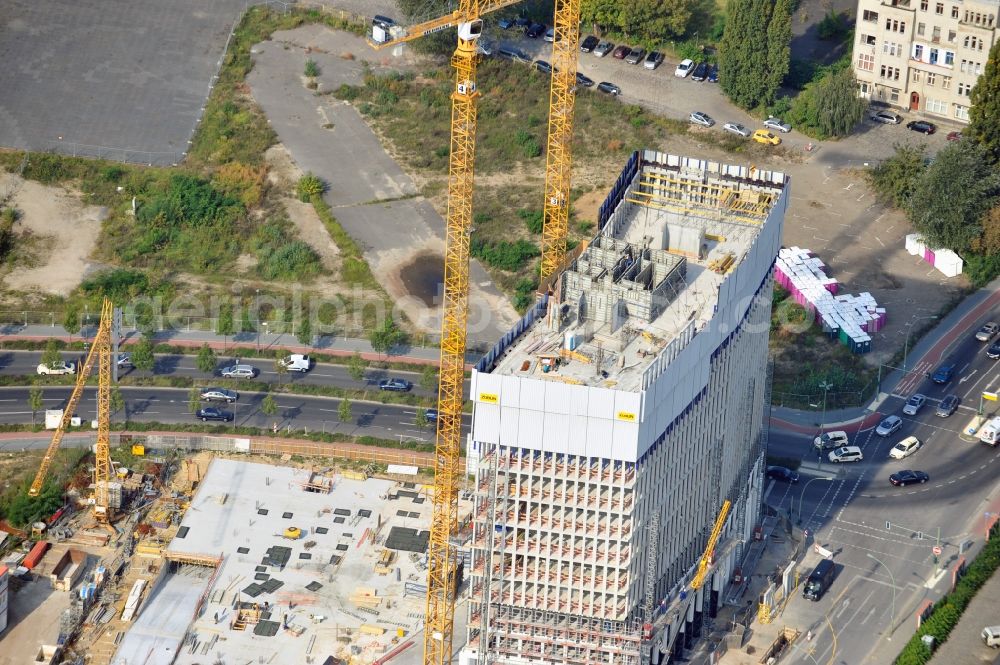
[988,340,1000,359]
[379,378,413,392]
[497,47,530,62]
[497,17,515,29]
[514,16,531,27]
[707,63,719,82]
[576,72,595,87]
[597,81,621,96]
[534,59,552,74]
[766,466,800,483]
[889,470,929,486]
[691,62,709,81]
[906,120,937,134]
[525,23,546,38]
[932,363,955,384]
[196,407,233,422]
[580,35,600,52]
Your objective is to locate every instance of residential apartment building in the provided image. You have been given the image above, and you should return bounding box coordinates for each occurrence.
[459,151,788,665]
[853,0,998,122]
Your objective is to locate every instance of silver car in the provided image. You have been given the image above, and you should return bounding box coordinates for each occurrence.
[763,116,792,133]
[220,364,256,379]
[723,122,751,137]
[200,387,239,402]
[593,40,614,57]
[689,111,715,127]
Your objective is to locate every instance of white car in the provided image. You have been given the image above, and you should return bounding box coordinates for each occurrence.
[722,122,751,137]
[875,415,903,436]
[889,436,921,459]
[902,393,926,416]
[763,117,792,133]
[37,361,75,376]
[814,430,849,451]
[278,354,312,372]
[828,446,864,463]
[675,59,694,77]
[689,111,715,127]
[220,364,256,379]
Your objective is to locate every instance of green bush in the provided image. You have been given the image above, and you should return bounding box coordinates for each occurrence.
[817,9,846,40]
[296,173,326,202]
[519,208,544,234]
[304,59,320,77]
[81,268,150,304]
[471,238,541,271]
[256,238,322,281]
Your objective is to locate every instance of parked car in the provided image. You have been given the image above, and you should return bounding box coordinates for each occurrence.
[200,388,239,403]
[379,378,413,392]
[425,408,439,423]
[902,393,927,415]
[576,72,595,87]
[889,436,921,459]
[674,58,694,77]
[947,130,963,141]
[691,62,709,81]
[814,430,849,451]
[593,40,614,57]
[871,110,902,124]
[220,364,256,379]
[763,117,791,133]
[525,23,546,38]
[976,321,999,341]
[278,354,311,372]
[498,46,530,62]
[116,353,134,369]
[983,625,1000,647]
[37,361,75,376]
[533,59,552,74]
[931,363,955,384]
[766,466,800,483]
[906,120,937,134]
[543,26,555,42]
[889,470,929,486]
[936,394,959,417]
[196,407,233,422]
[625,48,646,65]
[988,340,1000,359]
[803,559,836,601]
[829,446,864,463]
[612,45,631,59]
[497,17,515,29]
[876,415,903,436]
[580,35,600,52]
[514,17,531,27]
[752,129,781,145]
[707,63,719,82]
[643,51,664,70]
[723,122,751,138]
[689,111,715,127]
[597,81,621,96]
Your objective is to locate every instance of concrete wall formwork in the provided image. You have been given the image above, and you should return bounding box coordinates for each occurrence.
[0,564,8,635]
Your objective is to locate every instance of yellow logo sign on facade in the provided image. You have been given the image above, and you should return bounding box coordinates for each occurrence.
[479,392,499,404]
[617,411,637,422]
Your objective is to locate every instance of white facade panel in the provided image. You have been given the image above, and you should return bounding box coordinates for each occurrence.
[519,378,546,413]
[474,403,501,444]
[499,406,520,446]
[475,371,502,401]
[543,412,571,452]
[567,417,589,456]
[500,375,521,407]
[543,382,574,415]
[517,408,544,449]
[588,387,616,419]
[585,416,614,452]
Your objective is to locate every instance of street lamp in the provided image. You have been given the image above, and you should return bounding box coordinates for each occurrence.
[796,476,835,524]
[262,321,269,351]
[902,315,939,370]
[255,289,261,351]
[818,381,833,433]
[866,552,896,640]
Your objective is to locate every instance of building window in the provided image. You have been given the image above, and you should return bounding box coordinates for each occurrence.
[858,53,875,71]
[944,51,954,66]
[914,44,924,60]
[912,69,923,82]
[921,0,928,9]
[886,19,906,32]
[917,21,925,35]
[948,29,956,42]
[860,82,870,95]
[863,9,879,22]
[927,72,937,85]
[990,14,995,27]
[941,76,951,89]
[880,65,901,80]
[935,2,944,13]
[929,48,939,64]
[860,33,876,46]
[926,98,948,114]
[976,61,983,75]
[951,5,959,18]
[955,105,970,120]
[958,82,973,96]
[932,26,941,42]
[889,89,900,102]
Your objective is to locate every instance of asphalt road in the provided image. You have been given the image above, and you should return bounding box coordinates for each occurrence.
[0,385,457,445]
[762,310,1000,665]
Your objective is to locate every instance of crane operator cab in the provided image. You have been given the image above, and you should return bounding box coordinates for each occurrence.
[458,19,483,43]
[371,15,396,44]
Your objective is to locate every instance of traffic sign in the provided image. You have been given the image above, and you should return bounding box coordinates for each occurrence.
[932,546,943,556]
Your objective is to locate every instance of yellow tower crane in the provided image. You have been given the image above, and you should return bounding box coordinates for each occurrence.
[29,298,114,524]
[369,4,583,664]
[691,499,731,591]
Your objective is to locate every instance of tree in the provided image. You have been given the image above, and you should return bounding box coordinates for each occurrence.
[28,386,43,426]
[131,337,155,372]
[241,307,255,335]
[582,0,693,43]
[719,0,772,109]
[973,206,1000,255]
[41,339,62,367]
[347,352,366,381]
[867,144,927,209]
[369,318,406,356]
[109,386,126,423]
[908,140,1000,252]
[261,393,278,417]
[62,307,81,338]
[789,67,866,138]
[135,303,156,338]
[188,387,201,414]
[296,315,312,346]
[415,408,429,429]
[196,343,217,374]
[764,0,792,108]
[968,39,1000,163]
[338,398,352,423]
[216,304,235,351]
[274,351,289,386]
[420,365,438,392]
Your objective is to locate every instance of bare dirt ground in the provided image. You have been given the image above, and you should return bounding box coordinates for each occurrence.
[0,174,105,298]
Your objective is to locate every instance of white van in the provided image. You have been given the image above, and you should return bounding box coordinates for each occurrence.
[278,354,311,372]
[983,625,1000,647]
[814,431,849,451]
[828,446,864,463]
[979,416,1000,445]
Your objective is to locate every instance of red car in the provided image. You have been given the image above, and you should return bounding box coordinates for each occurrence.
[947,130,963,141]
[612,45,631,59]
